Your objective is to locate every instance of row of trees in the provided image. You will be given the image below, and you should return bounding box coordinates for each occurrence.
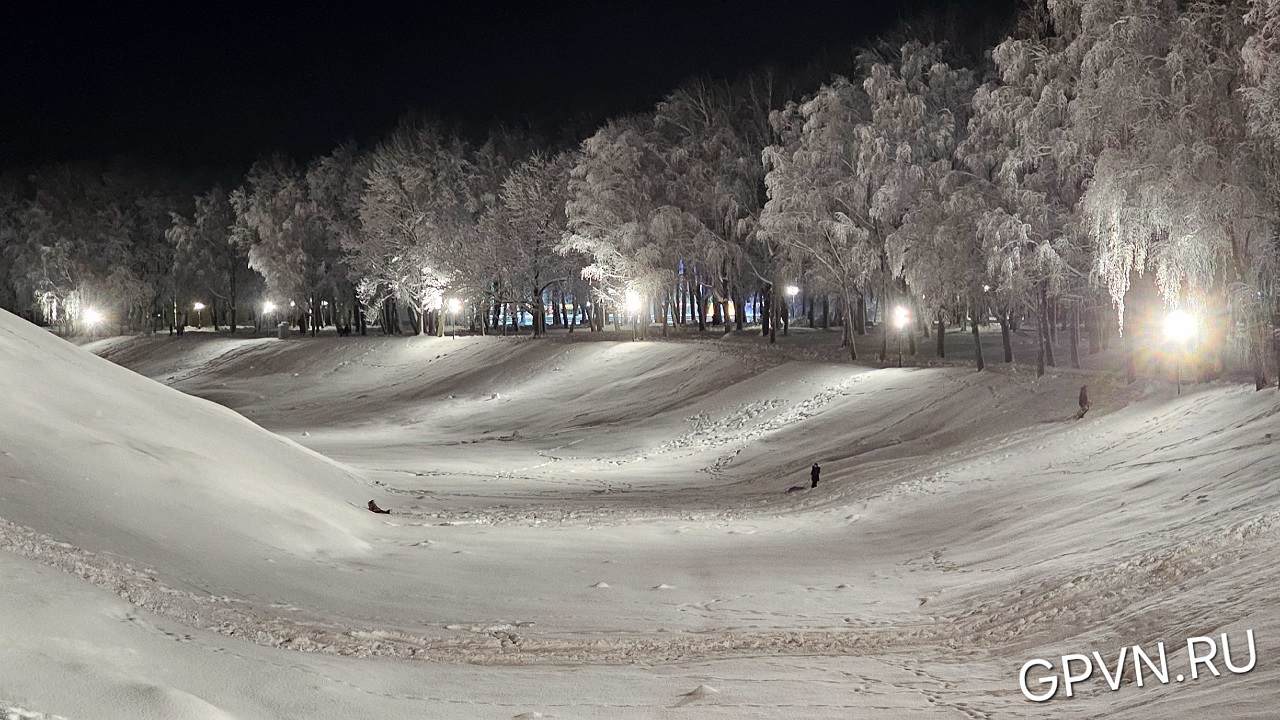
[2,0,1278,385]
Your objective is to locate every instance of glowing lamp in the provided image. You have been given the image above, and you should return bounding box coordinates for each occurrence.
[625,289,642,314]
[893,306,910,330]
[785,285,800,297]
[1164,310,1196,344]
[262,301,277,313]
[192,301,205,311]
[82,307,104,326]
[448,298,463,314]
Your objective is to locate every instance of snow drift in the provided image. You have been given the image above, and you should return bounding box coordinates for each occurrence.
[0,309,371,577]
[5,321,1280,718]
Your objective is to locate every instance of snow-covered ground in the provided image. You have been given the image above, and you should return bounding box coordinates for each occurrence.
[4,310,1279,718]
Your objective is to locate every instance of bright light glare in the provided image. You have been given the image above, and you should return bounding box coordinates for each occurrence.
[982,284,991,292]
[1164,310,1196,344]
[193,301,205,311]
[448,298,463,314]
[262,301,277,313]
[893,305,910,330]
[625,289,642,314]
[786,285,800,297]
[82,307,104,326]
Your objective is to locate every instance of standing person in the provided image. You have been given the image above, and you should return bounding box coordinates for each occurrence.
[810,462,821,489]
[1076,385,1092,420]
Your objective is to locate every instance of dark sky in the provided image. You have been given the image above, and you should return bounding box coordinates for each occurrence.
[0,1,1016,176]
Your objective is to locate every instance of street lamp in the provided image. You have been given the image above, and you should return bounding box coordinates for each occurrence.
[893,305,910,368]
[261,301,277,335]
[625,289,642,340]
[82,307,104,336]
[1164,309,1197,395]
[192,301,206,328]
[448,298,462,336]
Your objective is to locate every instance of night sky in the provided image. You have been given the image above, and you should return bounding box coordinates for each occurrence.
[0,1,1016,176]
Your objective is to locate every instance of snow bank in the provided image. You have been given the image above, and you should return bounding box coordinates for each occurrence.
[0,310,372,573]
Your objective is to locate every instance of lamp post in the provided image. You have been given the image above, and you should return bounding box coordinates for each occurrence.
[193,301,206,329]
[448,298,462,337]
[893,305,910,368]
[626,289,642,341]
[1163,310,1197,395]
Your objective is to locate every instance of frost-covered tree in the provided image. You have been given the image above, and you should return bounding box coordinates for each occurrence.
[1,164,185,334]
[307,142,368,334]
[962,1,1101,376]
[563,114,671,335]
[653,74,779,335]
[1085,0,1277,386]
[167,186,255,332]
[356,117,481,335]
[239,155,340,336]
[760,82,878,359]
[480,151,580,337]
[868,43,981,366]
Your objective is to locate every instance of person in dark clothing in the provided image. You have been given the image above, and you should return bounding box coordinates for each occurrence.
[367,499,391,514]
[1076,385,1092,420]
[810,462,821,489]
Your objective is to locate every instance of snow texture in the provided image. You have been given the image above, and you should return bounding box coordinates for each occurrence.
[2,310,1280,718]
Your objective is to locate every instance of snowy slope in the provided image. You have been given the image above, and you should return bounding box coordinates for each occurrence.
[3,320,1278,718]
[0,310,373,581]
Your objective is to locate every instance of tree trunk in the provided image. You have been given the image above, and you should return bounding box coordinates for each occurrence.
[1037,328,1046,378]
[822,295,830,330]
[1039,283,1055,367]
[761,285,771,337]
[971,314,985,371]
[414,302,425,335]
[856,294,867,335]
[1251,308,1269,390]
[936,314,945,358]
[229,271,238,334]
[1069,304,1081,369]
[878,295,888,362]
[999,313,1013,362]
[841,288,858,361]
